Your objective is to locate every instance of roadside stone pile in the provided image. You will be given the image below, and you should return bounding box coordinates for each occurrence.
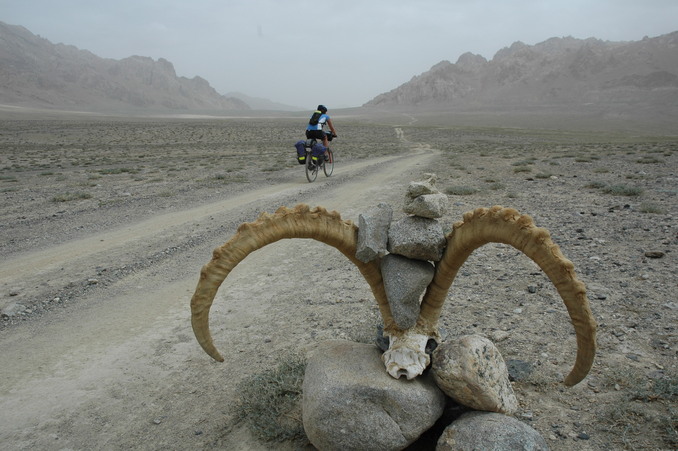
[302,174,548,450]
[356,173,446,329]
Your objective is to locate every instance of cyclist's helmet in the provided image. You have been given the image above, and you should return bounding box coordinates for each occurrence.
[317,105,328,113]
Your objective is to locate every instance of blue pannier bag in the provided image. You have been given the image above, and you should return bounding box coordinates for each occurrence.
[310,142,326,165]
[294,140,306,164]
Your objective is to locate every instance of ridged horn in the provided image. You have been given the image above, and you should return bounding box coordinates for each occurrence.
[190,204,390,361]
[419,206,597,386]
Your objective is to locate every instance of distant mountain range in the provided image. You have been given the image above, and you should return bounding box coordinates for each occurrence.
[224,92,305,112]
[2,20,677,118]
[0,21,248,113]
[365,32,678,116]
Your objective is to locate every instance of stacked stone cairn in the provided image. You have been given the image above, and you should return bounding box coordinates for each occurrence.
[302,174,549,450]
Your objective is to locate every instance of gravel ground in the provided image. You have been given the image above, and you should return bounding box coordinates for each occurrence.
[0,113,676,450]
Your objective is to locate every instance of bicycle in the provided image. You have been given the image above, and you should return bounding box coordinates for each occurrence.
[303,138,334,183]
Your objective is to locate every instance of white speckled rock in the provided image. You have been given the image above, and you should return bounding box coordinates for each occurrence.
[432,335,519,414]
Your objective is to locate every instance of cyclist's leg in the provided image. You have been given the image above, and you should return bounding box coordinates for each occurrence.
[322,134,330,161]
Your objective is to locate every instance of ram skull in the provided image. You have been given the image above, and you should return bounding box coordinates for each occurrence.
[190,204,596,386]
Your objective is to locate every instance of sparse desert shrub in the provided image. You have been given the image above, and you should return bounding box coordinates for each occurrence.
[598,368,678,447]
[586,181,607,189]
[599,403,656,448]
[639,203,664,214]
[535,172,553,179]
[445,186,478,195]
[513,166,531,173]
[645,375,678,402]
[231,354,307,444]
[98,167,139,175]
[600,366,676,401]
[637,157,662,164]
[52,192,92,202]
[602,184,643,196]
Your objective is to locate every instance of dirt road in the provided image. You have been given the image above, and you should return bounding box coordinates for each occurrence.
[0,149,436,449]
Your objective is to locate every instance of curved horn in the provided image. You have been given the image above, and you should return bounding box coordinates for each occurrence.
[418,206,596,386]
[190,204,391,361]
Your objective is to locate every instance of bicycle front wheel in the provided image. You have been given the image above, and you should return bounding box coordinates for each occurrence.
[306,158,318,182]
[323,149,334,177]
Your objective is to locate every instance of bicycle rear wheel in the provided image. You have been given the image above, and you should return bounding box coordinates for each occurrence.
[305,154,318,182]
[323,149,334,177]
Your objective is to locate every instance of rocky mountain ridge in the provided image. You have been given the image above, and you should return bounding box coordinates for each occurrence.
[0,21,248,113]
[365,32,678,113]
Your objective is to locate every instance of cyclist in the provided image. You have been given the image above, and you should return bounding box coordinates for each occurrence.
[305,105,337,161]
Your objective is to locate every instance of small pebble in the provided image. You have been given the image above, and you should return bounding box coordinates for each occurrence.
[644,251,664,259]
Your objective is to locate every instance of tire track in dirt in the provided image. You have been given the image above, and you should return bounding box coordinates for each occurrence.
[0,151,428,285]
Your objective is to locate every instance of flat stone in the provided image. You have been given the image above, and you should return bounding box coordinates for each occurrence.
[356,203,393,263]
[381,254,435,329]
[388,216,446,261]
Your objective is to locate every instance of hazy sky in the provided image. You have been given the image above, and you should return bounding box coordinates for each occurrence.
[2,0,677,109]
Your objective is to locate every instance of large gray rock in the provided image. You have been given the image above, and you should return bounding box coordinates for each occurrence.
[404,192,448,219]
[303,340,446,451]
[381,254,434,329]
[432,335,519,414]
[437,411,549,451]
[356,203,393,263]
[388,216,447,262]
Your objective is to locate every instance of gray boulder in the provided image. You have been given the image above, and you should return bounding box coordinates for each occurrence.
[303,340,446,451]
[437,411,549,450]
[356,203,393,263]
[381,254,434,329]
[404,192,448,219]
[432,335,519,414]
[388,216,447,261]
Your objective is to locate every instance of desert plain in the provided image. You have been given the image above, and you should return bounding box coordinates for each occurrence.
[0,109,676,450]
